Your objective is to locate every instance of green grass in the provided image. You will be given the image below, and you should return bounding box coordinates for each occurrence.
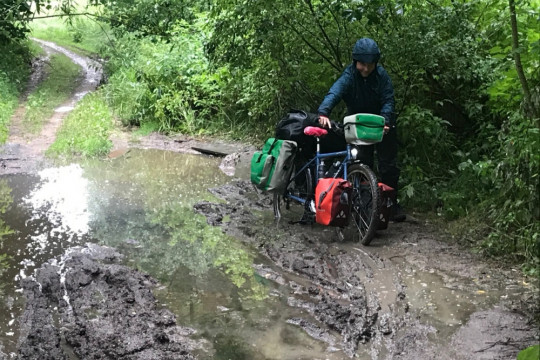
[23,52,81,134]
[0,75,19,143]
[31,13,112,56]
[47,91,113,158]
[0,42,32,143]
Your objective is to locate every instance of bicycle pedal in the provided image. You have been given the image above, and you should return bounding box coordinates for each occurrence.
[309,200,316,213]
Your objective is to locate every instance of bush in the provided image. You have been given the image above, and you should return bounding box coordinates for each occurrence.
[397,105,456,208]
[103,20,228,135]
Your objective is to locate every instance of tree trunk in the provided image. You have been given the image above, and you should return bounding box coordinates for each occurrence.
[508,0,536,119]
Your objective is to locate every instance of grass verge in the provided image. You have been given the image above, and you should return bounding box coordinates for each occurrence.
[0,42,32,143]
[47,91,113,158]
[0,76,19,144]
[23,52,81,134]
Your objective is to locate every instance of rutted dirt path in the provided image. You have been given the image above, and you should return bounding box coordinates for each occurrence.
[0,39,102,174]
[193,180,539,359]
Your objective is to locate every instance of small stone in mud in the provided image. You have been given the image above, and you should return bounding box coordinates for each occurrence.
[378,313,393,335]
[108,148,130,159]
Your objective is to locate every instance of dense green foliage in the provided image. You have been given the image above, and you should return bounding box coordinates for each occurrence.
[102,19,228,135]
[1,1,36,42]
[100,0,201,37]
[15,0,540,270]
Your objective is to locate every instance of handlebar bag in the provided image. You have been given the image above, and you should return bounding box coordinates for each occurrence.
[344,113,385,145]
[315,178,352,226]
[251,138,297,193]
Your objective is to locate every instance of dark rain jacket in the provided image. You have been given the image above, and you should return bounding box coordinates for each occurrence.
[317,64,396,127]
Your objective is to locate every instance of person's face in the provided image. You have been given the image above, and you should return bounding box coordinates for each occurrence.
[356,61,376,77]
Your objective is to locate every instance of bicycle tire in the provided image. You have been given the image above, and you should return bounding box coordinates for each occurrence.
[345,163,380,245]
[273,166,313,219]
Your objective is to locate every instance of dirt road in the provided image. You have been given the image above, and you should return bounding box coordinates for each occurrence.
[0,38,102,175]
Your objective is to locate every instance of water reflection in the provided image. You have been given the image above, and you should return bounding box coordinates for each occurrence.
[148,203,266,298]
[82,149,265,298]
[24,164,90,237]
[0,179,14,294]
[0,150,346,359]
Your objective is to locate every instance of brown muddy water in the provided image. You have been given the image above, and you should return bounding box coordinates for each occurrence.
[0,149,342,359]
[0,149,536,359]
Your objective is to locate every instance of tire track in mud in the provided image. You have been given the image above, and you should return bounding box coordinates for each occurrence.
[196,182,425,358]
[195,179,539,359]
[0,39,102,175]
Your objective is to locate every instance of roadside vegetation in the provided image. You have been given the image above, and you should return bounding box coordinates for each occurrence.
[0,42,32,142]
[47,91,113,158]
[31,14,110,56]
[2,0,539,273]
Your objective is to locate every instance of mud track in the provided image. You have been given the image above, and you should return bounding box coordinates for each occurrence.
[194,179,539,359]
[16,245,200,360]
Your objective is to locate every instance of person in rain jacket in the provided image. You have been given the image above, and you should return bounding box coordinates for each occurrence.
[317,37,405,221]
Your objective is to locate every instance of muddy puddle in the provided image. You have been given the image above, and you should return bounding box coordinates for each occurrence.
[0,149,537,359]
[0,149,341,359]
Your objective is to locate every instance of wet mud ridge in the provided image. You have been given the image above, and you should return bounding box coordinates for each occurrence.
[195,182,421,358]
[195,179,539,359]
[11,245,199,360]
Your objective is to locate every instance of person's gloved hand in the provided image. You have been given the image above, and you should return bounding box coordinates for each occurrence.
[318,115,331,128]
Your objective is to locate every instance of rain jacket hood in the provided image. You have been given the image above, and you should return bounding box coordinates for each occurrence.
[352,38,381,63]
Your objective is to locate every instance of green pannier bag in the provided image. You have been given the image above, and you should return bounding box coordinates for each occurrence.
[251,138,297,193]
[343,113,385,145]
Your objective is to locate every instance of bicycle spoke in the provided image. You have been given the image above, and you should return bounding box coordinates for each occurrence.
[347,164,380,245]
[353,206,370,230]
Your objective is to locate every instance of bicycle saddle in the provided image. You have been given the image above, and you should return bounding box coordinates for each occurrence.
[304,126,328,137]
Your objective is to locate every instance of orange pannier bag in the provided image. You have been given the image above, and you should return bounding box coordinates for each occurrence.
[315,178,352,226]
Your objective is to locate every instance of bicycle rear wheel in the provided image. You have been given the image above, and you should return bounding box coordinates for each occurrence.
[273,165,313,219]
[345,163,380,245]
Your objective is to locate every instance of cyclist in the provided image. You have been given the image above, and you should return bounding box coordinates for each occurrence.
[317,37,405,222]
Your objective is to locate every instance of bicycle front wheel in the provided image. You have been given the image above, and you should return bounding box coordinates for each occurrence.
[345,163,380,245]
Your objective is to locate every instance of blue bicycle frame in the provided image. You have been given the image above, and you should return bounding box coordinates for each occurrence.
[285,140,356,205]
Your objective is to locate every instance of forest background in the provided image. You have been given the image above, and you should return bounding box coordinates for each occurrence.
[0,0,538,273]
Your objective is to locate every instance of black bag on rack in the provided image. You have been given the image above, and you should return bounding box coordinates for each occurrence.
[275,110,318,147]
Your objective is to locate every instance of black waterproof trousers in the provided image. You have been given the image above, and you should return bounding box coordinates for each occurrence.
[356,128,400,192]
